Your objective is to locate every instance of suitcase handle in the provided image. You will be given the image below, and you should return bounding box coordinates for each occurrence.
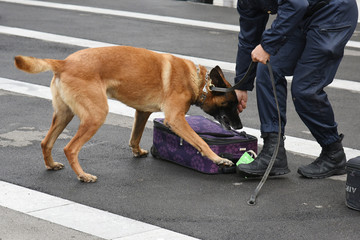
[197,131,248,138]
[196,131,249,138]
[198,132,235,137]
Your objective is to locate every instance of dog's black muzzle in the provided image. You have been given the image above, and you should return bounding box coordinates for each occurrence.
[215,111,242,130]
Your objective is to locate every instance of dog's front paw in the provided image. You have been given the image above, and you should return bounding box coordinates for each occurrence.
[216,158,234,166]
[133,149,149,158]
[46,162,64,171]
[77,173,97,183]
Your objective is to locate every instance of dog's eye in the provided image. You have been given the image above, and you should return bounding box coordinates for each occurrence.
[220,102,228,107]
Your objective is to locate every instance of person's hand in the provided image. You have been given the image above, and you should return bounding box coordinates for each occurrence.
[235,90,248,113]
[251,44,270,65]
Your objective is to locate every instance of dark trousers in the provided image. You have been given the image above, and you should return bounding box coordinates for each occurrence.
[256,0,358,146]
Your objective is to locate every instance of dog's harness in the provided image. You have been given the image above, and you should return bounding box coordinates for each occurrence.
[196,62,256,107]
[209,61,257,93]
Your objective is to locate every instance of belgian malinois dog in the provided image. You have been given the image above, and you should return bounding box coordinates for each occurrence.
[14,46,242,182]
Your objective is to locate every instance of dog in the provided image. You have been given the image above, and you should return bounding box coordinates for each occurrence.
[14,46,242,182]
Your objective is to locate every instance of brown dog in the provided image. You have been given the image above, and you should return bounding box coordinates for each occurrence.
[14,46,242,182]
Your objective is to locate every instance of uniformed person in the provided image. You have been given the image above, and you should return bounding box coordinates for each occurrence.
[235,0,358,178]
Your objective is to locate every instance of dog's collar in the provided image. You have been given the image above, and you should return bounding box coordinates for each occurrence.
[195,66,213,107]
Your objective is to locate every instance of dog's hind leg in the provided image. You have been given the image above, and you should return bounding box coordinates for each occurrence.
[41,108,74,171]
[41,80,74,171]
[62,87,109,183]
[63,113,107,182]
[129,110,152,157]
[64,121,102,182]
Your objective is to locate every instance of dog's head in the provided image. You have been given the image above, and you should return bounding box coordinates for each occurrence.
[200,66,242,130]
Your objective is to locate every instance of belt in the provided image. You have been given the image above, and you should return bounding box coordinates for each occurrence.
[304,0,330,18]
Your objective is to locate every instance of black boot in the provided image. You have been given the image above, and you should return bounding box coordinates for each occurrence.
[297,134,346,179]
[237,132,290,176]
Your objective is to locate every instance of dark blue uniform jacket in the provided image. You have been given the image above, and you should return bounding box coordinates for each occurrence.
[235,0,310,90]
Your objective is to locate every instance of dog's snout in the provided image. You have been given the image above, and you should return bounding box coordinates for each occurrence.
[233,122,243,130]
[230,113,242,130]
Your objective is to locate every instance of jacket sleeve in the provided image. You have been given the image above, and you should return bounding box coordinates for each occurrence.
[235,0,309,91]
[261,0,308,55]
[234,3,268,90]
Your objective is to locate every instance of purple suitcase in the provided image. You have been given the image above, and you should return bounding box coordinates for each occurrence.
[151,115,257,174]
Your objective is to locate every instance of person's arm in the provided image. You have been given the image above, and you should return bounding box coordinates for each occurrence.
[234,3,268,91]
[235,1,269,112]
[260,0,308,56]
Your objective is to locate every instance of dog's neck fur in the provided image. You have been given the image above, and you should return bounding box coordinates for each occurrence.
[194,65,211,107]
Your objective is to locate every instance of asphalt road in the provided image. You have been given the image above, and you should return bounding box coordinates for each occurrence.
[1,1,360,240]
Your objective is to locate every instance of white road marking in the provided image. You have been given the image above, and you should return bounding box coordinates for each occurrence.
[285,76,360,93]
[0,0,239,31]
[0,181,199,240]
[1,77,359,160]
[1,25,360,93]
[2,0,360,31]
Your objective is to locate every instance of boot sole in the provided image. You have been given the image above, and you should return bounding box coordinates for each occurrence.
[237,167,291,177]
[297,168,346,179]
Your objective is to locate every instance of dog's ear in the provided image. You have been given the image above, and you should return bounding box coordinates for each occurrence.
[209,66,227,88]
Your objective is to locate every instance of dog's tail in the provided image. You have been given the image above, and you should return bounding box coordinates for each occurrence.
[14,56,64,74]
